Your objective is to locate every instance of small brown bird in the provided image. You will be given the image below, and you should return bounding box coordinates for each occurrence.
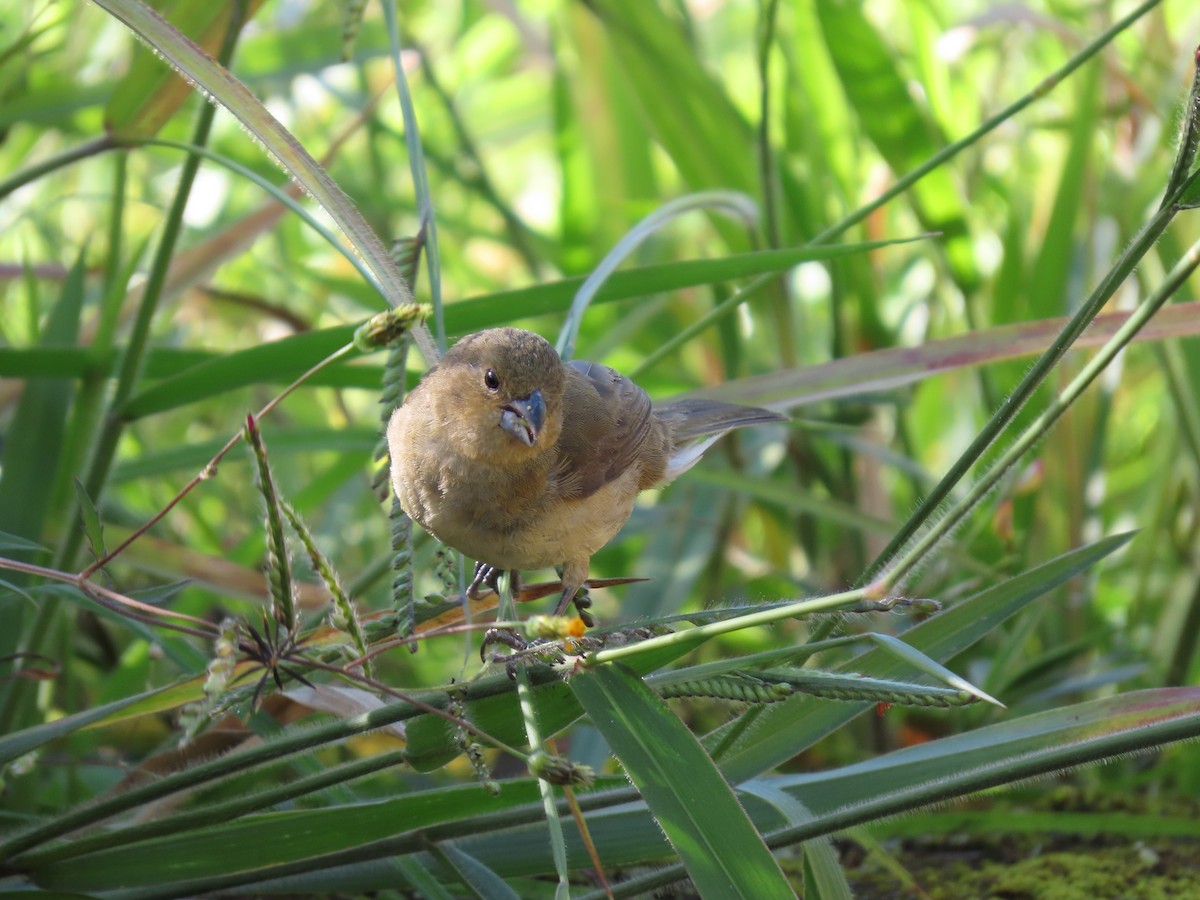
[387,327,783,623]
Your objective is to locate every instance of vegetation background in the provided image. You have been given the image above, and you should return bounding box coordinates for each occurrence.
[2,0,1200,896]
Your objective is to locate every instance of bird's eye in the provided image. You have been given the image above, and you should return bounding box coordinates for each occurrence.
[484,368,500,391]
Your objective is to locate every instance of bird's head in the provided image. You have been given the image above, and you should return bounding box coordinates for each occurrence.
[430,328,566,463]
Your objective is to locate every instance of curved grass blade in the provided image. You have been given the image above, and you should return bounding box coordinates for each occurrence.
[105,0,266,140]
[21,780,548,891]
[381,1,444,353]
[0,682,177,768]
[815,0,977,291]
[712,531,1135,782]
[572,662,793,899]
[430,843,521,900]
[555,191,757,360]
[572,686,1200,899]
[114,238,925,419]
[92,0,418,342]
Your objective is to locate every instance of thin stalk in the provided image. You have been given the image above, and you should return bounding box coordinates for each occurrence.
[94,152,133,351]
[880,233,1200,592]
[48,153,130,518]
[755,0,782,251]
[411,40,543,276]
[0,5,247,734]
[0,135,115,201]
[864,201,1177,582]
[383,0,443,355]
[0,559,218,636]
[627,272,774,380]
[101,784,644,900]
[501,575,572,892]
[80,344,355,579]
[755,0,795,370]
[589,587,866,667]
[0,658,556,862]
[811,0,1163,247]
[16,750,408,867]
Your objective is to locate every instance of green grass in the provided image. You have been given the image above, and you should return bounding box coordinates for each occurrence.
[1,0,1199,895]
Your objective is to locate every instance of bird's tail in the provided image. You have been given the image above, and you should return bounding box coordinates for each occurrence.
[654,398,785,481]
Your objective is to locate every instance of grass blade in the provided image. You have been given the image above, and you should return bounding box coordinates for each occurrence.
[572,662,793,899]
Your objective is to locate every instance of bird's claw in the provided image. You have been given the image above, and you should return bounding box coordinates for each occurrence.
[552,585,595,628]
[468,564,521,600]
[467,563,498,600]
[480,628,568,680]
[480,627,528,662]
[481,624,669,679]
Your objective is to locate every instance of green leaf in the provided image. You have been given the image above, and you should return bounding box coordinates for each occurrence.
[815,0,978,292]
[0,251,87,659]
[0,533,49,554]
[31,681,1198,895]
[72,480,106,567]
[572,663,793,899]
[739,784,851,900]
[440,687,1200,887]
[105,0,266,140]
[711,532,1135,782]
[760,687,1200,840]
[25,780,544,891]
[587,0,759,247]
[431,844,521,900]
[117,241,913,418]
[0,683,174,768]
[92,0,414,318]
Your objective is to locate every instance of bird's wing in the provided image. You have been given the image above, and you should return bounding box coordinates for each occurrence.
[651,397,784,441]
[551,360,666,498]
[652,398,785,481]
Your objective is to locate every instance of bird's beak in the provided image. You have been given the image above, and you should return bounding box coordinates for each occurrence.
[499,388,546,447]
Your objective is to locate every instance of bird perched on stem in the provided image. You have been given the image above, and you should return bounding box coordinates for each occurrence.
[387,327,784,625]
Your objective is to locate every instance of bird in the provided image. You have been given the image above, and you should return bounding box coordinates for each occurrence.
[386,327,784,625]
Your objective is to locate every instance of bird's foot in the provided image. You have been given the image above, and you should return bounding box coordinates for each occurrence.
[466,563,495,600]
[467,564,521,600]
[551,584,595,628]
[480,627,574,680]
[482,623,668,679]
[480,626,528,661]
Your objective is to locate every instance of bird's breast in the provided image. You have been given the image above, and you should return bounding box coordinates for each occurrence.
[398,448,639,571]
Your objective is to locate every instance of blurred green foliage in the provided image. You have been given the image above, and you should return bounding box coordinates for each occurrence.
[2,0,1200,894]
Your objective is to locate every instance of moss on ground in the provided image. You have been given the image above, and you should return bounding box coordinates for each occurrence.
[843,791,1200,899]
